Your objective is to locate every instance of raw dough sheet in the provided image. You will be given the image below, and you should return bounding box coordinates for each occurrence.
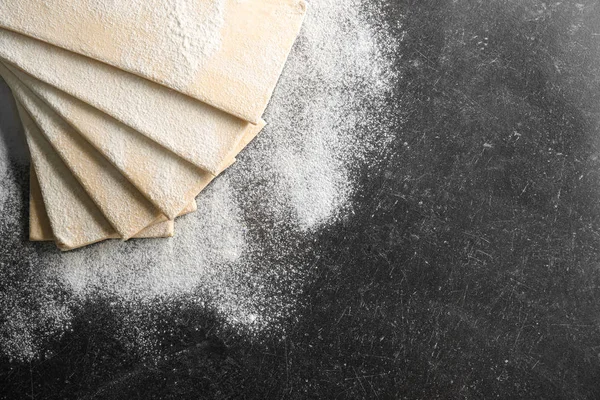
[18,103,117,250]
[30,166,203,244]
[0,0,306,123]
[30,164,184,243]
[0,28,259,174]
[29,167,53,241]
[7,64,265,220]
[0,63,164,239]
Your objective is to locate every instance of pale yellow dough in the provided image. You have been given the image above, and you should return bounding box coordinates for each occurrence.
[7,64,265,219]
[0,0,306,123]
[29,167,53,241]
[0,29,260,175]
[18,103,117,250]
[0,63,163,240]
[30,164,182,243]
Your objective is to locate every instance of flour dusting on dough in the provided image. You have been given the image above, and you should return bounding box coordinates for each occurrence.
[168,0,225,68]
[85,0,225,89]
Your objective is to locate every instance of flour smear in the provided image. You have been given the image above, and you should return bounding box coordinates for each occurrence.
[0,0,398,362]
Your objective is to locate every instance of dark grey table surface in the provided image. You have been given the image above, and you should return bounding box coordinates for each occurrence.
[2,1,600,399]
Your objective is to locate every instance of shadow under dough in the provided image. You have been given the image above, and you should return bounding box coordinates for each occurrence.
[0,75,31,240]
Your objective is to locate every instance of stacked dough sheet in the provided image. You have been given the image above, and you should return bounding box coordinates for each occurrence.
[0,0,306,251]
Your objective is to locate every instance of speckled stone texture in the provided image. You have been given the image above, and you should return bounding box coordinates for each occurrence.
[1,0,600,399]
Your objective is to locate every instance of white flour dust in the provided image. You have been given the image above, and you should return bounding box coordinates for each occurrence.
[0,0,398,361]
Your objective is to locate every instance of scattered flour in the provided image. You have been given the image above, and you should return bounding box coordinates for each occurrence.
[0,0,398,361]
[0,82,73,362]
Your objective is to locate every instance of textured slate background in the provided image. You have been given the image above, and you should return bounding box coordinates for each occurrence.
[2,1,600,398]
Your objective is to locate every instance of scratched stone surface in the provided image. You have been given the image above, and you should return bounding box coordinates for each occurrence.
[2,1,600,399]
